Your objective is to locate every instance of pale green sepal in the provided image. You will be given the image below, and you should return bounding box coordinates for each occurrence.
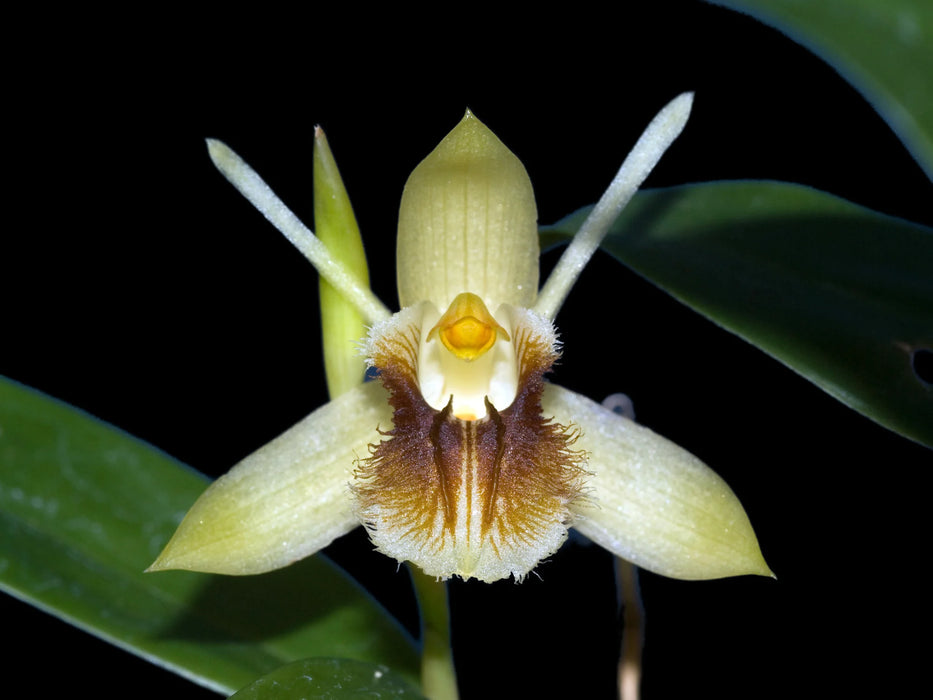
[542,384,772,580]
[149,381,392,575]
[313,127,371,398]
[396,110,539,311]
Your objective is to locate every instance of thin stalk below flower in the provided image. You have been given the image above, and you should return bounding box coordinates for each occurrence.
[409,565,459,700]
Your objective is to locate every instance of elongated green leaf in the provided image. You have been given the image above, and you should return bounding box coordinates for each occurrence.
[712,0,933,180]
[0,376,418,694]
[231,658,427,699]
[541,181,933,447]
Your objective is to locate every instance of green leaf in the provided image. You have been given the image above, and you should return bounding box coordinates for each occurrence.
[711,0,933,180]
[230,658,427,699]
[0,376,419,694]
[541,181,933,448]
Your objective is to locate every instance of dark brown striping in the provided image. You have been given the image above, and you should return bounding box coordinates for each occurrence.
[429,398,459,533]
[481,399,506,536]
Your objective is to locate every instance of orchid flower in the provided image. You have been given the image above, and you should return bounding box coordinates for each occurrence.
[149,94,771,583]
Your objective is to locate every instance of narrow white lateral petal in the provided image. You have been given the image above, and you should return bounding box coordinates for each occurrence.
[542,384,771,580]
[206,139,391,325]
[149,381,392,575]
[534,92,694,320]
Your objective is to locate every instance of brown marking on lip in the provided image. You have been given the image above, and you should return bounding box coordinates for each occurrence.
[356,308,586,581]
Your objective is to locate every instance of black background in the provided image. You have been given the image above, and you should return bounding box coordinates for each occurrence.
[3,2,931,698]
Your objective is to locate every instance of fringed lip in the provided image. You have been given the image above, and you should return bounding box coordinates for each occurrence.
[358,303,586,582]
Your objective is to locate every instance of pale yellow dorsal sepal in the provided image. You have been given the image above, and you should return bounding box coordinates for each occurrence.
[396,110,539,311]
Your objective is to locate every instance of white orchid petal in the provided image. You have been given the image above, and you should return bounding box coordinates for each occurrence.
[534,92,694,320]
[206,139,391,325]
[148,381,392,575]
[542,384,772,580]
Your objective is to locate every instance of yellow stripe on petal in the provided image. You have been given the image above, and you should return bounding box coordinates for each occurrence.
[396,110,539,311]
[148,381,392,575]
[542,384,773,581]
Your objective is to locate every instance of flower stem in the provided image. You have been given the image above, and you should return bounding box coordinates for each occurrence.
[616,557,644,700]
[408,566,459,700]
